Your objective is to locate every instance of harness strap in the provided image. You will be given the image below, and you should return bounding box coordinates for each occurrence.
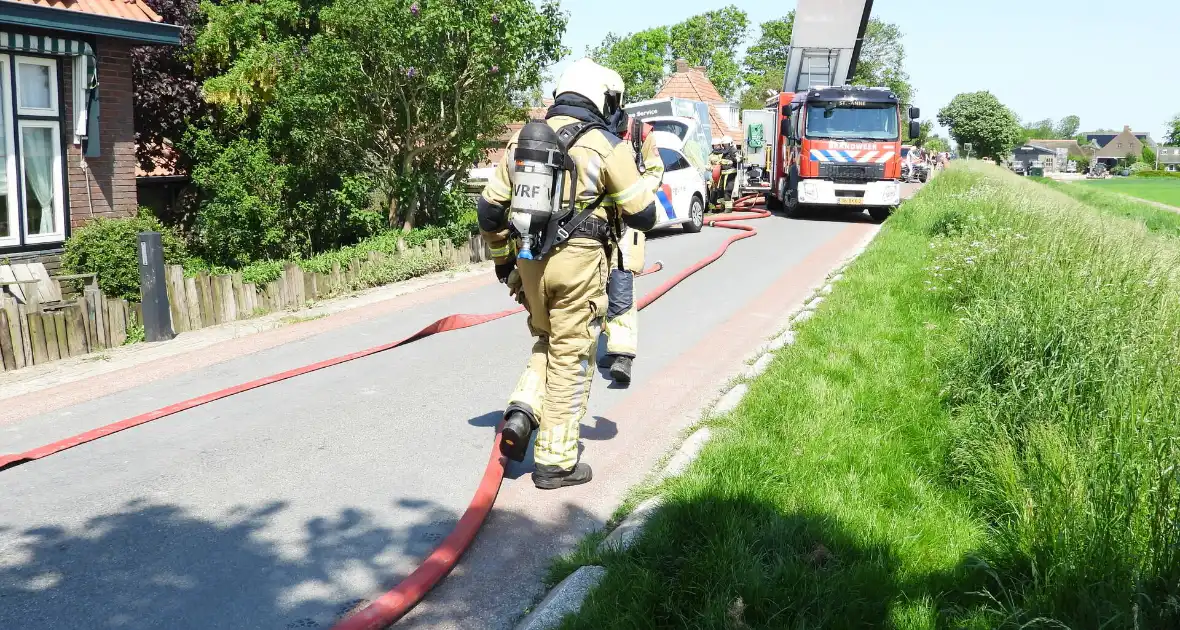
[539,121,610,256]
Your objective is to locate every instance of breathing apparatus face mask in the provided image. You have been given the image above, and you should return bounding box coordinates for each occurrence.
[602,90,622,120]
[609,109,629,137]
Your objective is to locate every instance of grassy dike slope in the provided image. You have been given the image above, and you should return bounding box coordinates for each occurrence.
[562,164,1180,629]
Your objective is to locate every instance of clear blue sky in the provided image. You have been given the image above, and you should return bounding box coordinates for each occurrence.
[546,0,1177,143]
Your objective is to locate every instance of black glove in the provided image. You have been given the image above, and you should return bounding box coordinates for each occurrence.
[495,261,515,284]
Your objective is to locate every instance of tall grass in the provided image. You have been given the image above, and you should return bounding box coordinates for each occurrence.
[563,164,1180,628]
[923,169,1180,625]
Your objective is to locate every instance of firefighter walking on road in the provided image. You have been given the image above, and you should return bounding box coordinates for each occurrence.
[477,58,658,490]
[600,110,664,384]
[710,136,738,211]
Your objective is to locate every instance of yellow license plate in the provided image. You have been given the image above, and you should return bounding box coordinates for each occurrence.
[837,197,864,205]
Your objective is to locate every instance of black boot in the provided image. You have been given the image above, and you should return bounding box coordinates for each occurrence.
[499,410,535,462]
[533,463,594,490]
[609,355,633,384]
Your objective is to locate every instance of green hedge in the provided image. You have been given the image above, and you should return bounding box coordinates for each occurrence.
[1132,169,1180,178]
[63,215,188,300]
[64,210,478,301]
[183,212,479,287]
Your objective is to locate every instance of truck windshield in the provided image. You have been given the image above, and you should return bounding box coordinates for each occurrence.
[805,102,898,141]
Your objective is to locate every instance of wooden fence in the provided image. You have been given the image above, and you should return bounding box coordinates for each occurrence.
[1,235,491,372]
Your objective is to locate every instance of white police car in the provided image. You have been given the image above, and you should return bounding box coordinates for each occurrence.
[651,138,707,233]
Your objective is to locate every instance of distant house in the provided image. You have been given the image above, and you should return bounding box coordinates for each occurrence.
[1026,138,1091,161]
[1085,128,1156,151]
[1158,146,1180,172]
[1086,126,1156,166]
[655,59,741,147]
[1011,144,1057,171]
[0,0,180,266]
[1024,138,1093,172]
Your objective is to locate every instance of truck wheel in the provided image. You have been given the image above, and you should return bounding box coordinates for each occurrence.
[919,170,929,183]
[766,180,784,210]
[868,207,893,223]
[683,195,705,233]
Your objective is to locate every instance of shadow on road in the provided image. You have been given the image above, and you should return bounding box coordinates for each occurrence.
[0,490,589,630]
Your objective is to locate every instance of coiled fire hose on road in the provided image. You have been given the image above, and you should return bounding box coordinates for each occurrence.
[0,196,770,628]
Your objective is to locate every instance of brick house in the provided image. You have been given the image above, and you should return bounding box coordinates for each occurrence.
[1087,126,1156,167]
[0,0,179,267]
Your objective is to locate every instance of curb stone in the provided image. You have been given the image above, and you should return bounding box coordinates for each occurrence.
[712,383,749,416]
[515,566,607,630]
[744,353,774,379]
[597,496,666,553]
[803,295,825,310]
[657,427,715,483]
[793,309,815,324]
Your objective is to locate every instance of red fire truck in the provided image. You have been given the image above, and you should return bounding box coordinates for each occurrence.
[765,0,920,222]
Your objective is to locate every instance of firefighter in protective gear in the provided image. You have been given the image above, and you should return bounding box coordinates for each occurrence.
[478,57,658,490]
[600,111,663,384]
[710,136,739,211]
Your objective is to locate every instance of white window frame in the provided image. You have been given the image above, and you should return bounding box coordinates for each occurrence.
[18,119,65,245]
[0,57,18,247]
[14,55,58,118]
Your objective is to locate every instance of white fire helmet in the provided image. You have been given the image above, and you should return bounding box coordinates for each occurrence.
[553,57,625,117]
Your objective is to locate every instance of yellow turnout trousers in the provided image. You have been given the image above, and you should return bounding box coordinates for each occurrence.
[604,227,645,357]
[508,239,608,470]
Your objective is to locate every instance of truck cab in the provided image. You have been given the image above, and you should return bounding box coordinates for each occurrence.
[770,86,919,220]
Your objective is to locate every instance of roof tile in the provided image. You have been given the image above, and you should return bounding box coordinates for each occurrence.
[8,0,163,24]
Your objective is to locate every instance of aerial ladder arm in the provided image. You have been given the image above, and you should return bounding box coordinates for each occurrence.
[782,0,875,93]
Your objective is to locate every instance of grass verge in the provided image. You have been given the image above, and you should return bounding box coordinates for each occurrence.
[1078,177,1180,208]
[1035,178,1180,238]
[561,164,1180,629]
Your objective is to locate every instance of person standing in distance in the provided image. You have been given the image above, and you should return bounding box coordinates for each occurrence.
[599,110,664,384]
[477,58,658,490]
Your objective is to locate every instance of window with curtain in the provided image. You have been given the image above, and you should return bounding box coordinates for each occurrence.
[0,54,66,249]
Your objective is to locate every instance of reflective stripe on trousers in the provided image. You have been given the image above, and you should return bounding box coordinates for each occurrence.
[507,239,607,470]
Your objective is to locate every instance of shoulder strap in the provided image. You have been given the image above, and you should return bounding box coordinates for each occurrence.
[541,122,611,253]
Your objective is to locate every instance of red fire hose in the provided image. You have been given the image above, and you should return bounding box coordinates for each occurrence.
[0,197,770,628]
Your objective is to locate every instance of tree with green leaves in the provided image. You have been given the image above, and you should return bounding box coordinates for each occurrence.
[293,0,566,229]
[589,27,670,103]
[1142,144,1156,167]
[739,12,792,109]
[667,6,749,100]
[937,91,1022,161]
[924,135,950,154]
[850,18,913,108]
[1054,115,1080,139]
[1165,113,1180,146]
[185,0,564,266]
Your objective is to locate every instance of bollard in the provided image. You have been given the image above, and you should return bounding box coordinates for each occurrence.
[137,232,176,342]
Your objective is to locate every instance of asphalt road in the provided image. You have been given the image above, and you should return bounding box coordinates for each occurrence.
[0,204,893,629]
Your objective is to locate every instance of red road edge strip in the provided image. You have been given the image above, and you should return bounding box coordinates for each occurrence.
[0,199,767,629]
[334,198,769,630]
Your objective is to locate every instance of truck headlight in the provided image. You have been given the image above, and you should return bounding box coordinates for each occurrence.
[801,181,817,199]
[883,184,899,202]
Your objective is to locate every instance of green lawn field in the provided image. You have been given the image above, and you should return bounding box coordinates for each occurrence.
[1081,177,1180,207]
